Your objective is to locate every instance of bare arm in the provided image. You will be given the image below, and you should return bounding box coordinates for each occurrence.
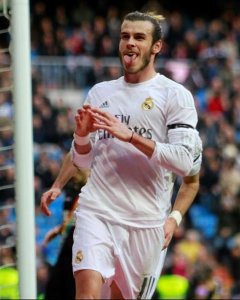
[172,172,200,216]
[163,172,200,248]
[52,152,78,189]
[40,152,79,216]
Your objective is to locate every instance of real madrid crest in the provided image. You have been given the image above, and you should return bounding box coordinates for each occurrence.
[141,97,154,110]
[75,250,83,263]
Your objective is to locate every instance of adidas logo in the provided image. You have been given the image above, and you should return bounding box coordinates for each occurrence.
[99,101,109,108]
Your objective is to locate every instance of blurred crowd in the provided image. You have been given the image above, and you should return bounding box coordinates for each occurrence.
[1,0,240,299]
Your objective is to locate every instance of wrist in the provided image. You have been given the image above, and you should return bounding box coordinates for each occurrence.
[50,185,62,191]
[168,210,182,226]
[129,131,135,143]
[74,132,90,146]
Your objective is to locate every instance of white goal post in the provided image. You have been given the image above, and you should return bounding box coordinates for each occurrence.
[10,0,37,298]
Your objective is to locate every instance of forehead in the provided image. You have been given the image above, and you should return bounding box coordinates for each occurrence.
[121,20,154,35]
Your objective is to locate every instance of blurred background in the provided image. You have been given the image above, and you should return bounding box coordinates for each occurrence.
[0,0,240,299]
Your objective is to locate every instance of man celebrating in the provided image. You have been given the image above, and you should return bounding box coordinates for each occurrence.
[41,11,202,299]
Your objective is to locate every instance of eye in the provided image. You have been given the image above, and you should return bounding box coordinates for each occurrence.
[121,34,129,40]
[135,34,145,41]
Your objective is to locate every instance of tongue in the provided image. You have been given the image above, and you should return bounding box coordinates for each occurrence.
[124,54,136,64]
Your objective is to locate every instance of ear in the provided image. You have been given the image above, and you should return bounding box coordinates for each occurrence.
[152,40,162,54]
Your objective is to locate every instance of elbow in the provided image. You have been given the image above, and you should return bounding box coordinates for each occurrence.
[178,169,191,177]
[151,143,195,177]
[174,156,194,177]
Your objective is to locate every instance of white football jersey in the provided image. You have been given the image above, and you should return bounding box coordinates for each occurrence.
[77,73,201,228]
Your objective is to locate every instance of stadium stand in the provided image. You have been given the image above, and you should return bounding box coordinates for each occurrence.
[1,0,240,298]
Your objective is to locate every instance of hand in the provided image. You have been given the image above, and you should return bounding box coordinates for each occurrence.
[88,106,132,142]
[75,105,97,136]
[162,217,178,249]
[40,187,61,216]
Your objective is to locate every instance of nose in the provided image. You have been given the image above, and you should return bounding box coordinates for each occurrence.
[126,36,135,47]
[126,44,134,50]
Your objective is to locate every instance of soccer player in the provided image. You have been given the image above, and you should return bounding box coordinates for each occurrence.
[41,11,202,299]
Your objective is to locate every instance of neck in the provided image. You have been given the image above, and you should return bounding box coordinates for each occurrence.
[124,69,157,84]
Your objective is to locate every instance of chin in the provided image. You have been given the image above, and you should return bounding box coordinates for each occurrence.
[124,64,138,74]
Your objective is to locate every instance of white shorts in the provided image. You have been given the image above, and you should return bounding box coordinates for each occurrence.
[72,211,167,299]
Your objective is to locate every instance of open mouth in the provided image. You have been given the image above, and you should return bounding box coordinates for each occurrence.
[123,53,137,64]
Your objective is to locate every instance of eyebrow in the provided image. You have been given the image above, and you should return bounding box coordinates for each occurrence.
[120,31,147,37]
